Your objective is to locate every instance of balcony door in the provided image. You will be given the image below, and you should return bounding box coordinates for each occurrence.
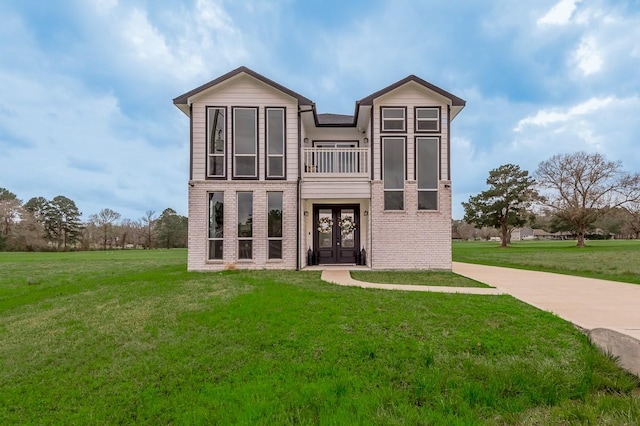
[314,205,360,264]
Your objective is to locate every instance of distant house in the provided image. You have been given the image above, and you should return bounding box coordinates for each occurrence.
[173,66,465,271]
[511,227,534,241]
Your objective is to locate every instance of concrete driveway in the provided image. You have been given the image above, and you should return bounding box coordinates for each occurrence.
[452,262,640,377]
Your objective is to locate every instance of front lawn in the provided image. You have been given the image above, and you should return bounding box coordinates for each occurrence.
[1,250,638,424]
[453,240,640,285]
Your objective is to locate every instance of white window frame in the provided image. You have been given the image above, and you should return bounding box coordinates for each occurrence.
[382,137,406,210]
[266,108,285,179]
[416,137,440,211]
[233,107,258,179]
[206,107,226,178]
[381,107,406,132]
[415,107,441,133]
[207,192,224,260]
[267,192,283,259]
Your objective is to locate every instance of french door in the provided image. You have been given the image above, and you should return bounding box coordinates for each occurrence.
[313,205,360,264]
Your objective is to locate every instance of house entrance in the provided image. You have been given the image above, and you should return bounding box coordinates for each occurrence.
[313,205,360,264]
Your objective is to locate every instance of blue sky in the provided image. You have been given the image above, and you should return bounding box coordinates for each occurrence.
[1,0,639,221]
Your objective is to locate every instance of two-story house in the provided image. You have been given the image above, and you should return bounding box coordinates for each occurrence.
[173,66,465,271]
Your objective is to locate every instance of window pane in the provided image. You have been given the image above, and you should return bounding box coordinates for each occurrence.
[417,108,438,119]
[417,120,438,131]
[417,138,438,189]
[418,191,438,210]
[268,240,282,259]
[383,138,404,189]
[235,109,256,154]
[208,157,224,177]
[318,209,332,248]
[383,108,404,119]
[267,109,284,155]
[268,157,283,177]
[208,192,224,238]
[238,240,252,259]
[208,240,223,260]
[383,120,404,131]
[235,156,255,176]
[384,191,404,210]
[237,192,253,237]
[268,192,283,238]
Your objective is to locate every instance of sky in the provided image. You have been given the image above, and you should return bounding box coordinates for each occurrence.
[1,0,639,221]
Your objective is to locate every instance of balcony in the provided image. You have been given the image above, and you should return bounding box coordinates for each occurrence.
[303,147,369,177]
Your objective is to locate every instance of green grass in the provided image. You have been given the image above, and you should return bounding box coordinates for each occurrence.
[350,270,491,287]
[453,240,640,285]
[1,250,639,424]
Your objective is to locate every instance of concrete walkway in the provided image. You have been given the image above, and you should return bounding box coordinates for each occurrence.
[320,264,640,377]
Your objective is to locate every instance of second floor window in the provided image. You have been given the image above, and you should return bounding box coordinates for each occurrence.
[233,107,258,178]
[383,137,405,210]
[266,108,285,178]
[207,107,225,178]
[381,107,406,132]
[415,107,440,132]
[416,137,439,210]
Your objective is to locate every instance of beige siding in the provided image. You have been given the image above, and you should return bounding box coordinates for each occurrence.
[190,75,299,181]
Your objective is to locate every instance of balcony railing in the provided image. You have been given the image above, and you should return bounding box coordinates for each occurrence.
[303,147,369,176]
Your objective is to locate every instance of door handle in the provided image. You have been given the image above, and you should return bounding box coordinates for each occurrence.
[337,242,340,246]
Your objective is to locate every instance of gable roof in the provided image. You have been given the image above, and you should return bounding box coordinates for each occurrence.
[358,74,466,107]
[173,66,314,115]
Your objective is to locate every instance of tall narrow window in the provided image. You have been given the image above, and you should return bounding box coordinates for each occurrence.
[233,108,258,178]
[266,108,285,178]
[237,192,253,259]
[208,192,224,259]
[383,137,405,210]
[415,107,440,132]
[381,107,406,132]
[267,192,283,259]
[207,107,225,177]
[416,137,439,210]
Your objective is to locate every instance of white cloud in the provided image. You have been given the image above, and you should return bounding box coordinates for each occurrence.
[572,36,603,75]
[514,96,614,130]
[538,0,583,25]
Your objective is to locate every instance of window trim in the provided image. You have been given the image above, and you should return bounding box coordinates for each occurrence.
[415,136,440,211]
[382,136,406,211]
[380,106,407,133]
[207,192,224,260]
[232,107,259,180]
[415,106,441,133]
[206,106,227,179]
[265,107,286,180]
[267,191,283,260]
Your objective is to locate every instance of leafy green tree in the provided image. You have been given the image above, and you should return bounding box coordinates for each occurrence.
[155,208,187,249]
[43,196,83,250]
[536,152,640,247]
[462,164,538,247]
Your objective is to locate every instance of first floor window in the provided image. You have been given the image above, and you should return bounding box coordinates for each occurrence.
[267,192,283,259]
[416,137,439,210]
[237,192,253,259]
[208,192,224,259]
[383,137,405,210]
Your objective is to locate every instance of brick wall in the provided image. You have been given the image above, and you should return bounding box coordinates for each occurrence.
[370,180,452,270]
[188,180,298,271]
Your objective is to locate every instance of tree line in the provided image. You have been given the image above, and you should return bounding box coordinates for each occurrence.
[462,152,640,247]
[0,189,187,251]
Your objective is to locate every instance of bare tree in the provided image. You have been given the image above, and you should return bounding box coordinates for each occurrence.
[90,208,121,250]
[535,152,640,247]
[140,210,156,249]
[622,201,640,239]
